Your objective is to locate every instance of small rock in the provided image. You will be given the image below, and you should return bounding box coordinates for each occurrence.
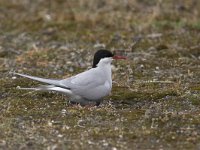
[12,76,17,79]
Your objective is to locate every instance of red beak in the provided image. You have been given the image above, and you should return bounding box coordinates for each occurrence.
[113,55,127,60]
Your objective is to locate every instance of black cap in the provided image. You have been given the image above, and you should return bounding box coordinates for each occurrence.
[92,49,114,68]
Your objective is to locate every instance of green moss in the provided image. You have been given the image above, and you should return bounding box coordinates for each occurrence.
[191,84,200,91]
[153,20,186,30]
[111,86,178,103]
[189,20,200,30]
[189,95,200,106]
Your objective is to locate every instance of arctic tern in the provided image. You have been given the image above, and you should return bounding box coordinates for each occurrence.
[11,49,126,106]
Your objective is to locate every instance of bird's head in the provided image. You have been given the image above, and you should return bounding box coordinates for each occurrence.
[93,49,126,68]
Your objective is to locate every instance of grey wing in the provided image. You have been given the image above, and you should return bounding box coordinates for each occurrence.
[60,68,110,100]
[60,68,104,88]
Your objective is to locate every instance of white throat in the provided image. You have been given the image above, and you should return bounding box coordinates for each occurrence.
[96,57,113,86]
[97,57,113,67]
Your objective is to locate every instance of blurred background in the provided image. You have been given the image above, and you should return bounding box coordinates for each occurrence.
[1,0,200,33]
[0,0,200,74]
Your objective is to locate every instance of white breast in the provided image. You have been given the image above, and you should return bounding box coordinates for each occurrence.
[104,80,111,90]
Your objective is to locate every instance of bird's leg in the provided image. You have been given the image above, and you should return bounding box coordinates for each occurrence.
[95,101,101,106]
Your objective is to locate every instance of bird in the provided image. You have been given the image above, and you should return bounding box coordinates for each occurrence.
[11,49,126,106]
